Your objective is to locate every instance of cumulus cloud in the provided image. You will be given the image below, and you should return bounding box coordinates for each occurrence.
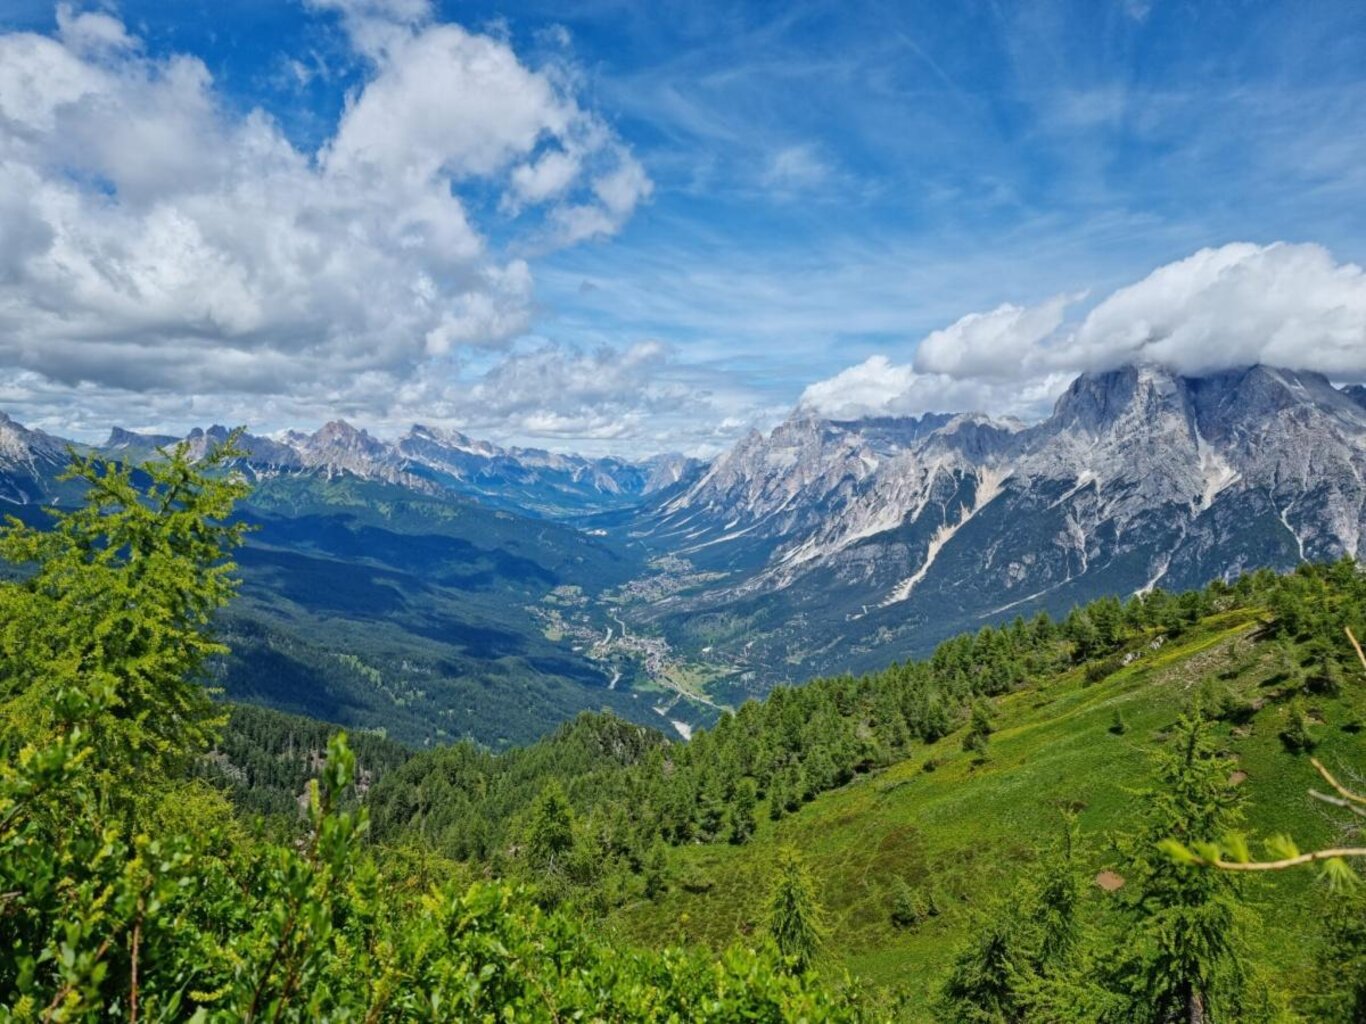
[457,341,681,438]
[1061,242,1366,378]
[803,242,1366,421]
[913,294,1078,380]
[55,2,138,54]
[799,357,1072,421]
[0,3,650,415]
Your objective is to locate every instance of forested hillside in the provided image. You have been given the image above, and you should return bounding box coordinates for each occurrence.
[196,703,412,820]
[366,560,1363,870]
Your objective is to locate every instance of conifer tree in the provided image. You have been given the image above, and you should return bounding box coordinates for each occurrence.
[1065,610,1101,661]
[1314,887,1366,1022]
[729,777,758,844]
[1115,709,1253,1024]
[1279,696,1318,754]
[643,839,669,899]
[889,877,924,929]
[963,699,996,758]
[939,915,1024,1023]
[940,814,1113,1023]
[0,434,249,786]
[782,762,805,812]
[695,769,729,841]
[526,780,576,874]
[768,773,788,821]
[766,846,827,975]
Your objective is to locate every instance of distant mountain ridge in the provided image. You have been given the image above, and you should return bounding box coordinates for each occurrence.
[0,417,702,518]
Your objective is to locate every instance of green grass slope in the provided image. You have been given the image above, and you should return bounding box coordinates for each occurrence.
[611,609,1364,1013]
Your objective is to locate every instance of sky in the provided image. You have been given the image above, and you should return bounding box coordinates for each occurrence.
[2,0,1366,456]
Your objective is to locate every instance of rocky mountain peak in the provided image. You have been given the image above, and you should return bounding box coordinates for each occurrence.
[106,426,178,449]
[0,412,62,461]
[311,420,381,451]
[403,424,496,457]
[0,412,67,502]
[1049,363,1189,436]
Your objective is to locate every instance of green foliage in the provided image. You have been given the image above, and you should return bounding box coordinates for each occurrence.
[1113,709,1257,1023]
[196,702,410,820]
[1311,887,1366,1022]
[642,840,670,900]
[767,846,827,975]
[963,699,996,759]
[940,914,1026,1023]
[939,815,1116,1023]
[526,779,576,872]
[0,437,248,784]
[603,564,1365,1018]
[2,726,870,1021]
[730,776,759,845]
[889,877,927,930]
[1279,696,1318,754]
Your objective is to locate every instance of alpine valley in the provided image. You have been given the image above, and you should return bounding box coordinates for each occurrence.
[4,362,1365,745]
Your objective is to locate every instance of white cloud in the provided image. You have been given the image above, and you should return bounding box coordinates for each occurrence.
[799,356,919,419]
[799,356,1071,421]
[458,340,679,438]
[0,3,650,416]
[323,22,575,181]
[804,241,1366,422]
[913,293,1078,380]
[509,149,581,205]
[541,149,653,245]
[593,152,653,217]
[55,3,138,55]
[1061,242,1366,378]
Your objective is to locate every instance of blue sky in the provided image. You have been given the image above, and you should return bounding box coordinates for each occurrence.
[2,0,1366,454]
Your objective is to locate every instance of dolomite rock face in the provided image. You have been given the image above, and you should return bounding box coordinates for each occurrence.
[633,365,1366,679]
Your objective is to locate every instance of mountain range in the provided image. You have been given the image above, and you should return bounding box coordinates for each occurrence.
[619,364,1366,694]
[100,419,700,517]
[3,362,1364,740]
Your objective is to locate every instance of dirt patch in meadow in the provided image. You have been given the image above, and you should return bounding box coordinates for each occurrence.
[1095,870,1126,892]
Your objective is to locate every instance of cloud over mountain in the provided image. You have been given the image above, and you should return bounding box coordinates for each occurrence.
[802,242,1366,420]
[1062,242,1366,378]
